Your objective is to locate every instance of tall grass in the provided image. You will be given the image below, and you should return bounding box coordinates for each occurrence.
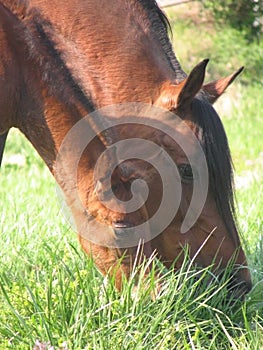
[0,4,262,349]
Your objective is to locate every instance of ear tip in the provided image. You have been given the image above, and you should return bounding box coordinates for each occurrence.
[231,66,244,80]
[194,58,209,71]
[200,58,209,67]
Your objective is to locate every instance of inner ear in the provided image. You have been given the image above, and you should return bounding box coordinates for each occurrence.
[202,67,244,104]
[176,59,209,109]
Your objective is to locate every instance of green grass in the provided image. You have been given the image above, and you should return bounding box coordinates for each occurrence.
[0,5,262,349]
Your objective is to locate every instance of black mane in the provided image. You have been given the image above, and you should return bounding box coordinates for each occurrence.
[192,96,238,239]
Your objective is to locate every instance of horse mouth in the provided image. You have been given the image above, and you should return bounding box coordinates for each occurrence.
[208,269,252,302]
[112,221,135,237]
[113,221,134,229]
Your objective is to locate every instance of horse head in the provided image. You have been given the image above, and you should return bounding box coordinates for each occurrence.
[86,60,251,299]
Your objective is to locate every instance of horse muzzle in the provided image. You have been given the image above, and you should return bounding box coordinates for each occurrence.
[226,268,252,301]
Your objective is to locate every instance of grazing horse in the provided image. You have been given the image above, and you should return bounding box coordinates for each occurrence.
[0,0,251,298]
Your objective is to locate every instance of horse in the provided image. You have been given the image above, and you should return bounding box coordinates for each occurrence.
[0,0,252,299]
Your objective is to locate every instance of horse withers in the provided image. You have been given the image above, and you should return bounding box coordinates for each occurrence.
[0,0,251,299]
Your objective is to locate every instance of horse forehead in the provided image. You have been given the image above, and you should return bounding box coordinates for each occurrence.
[115,131,201,184]
[155,119,202,160]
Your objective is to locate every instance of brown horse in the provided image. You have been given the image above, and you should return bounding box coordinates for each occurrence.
[0,0,251,298]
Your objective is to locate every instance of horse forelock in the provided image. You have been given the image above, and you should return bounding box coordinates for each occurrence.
[191,97,238,241]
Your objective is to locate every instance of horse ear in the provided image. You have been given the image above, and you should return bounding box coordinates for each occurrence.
[156,59,208,111]
[176,59,209,109]
[203,67,244,104]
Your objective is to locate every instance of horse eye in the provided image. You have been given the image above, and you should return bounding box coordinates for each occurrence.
[178,164,193,182]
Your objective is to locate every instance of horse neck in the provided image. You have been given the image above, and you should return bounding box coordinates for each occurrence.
[0,3,109,172]
[17,68,106,173]
[2,0,185,171]
[24,0,180,107]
